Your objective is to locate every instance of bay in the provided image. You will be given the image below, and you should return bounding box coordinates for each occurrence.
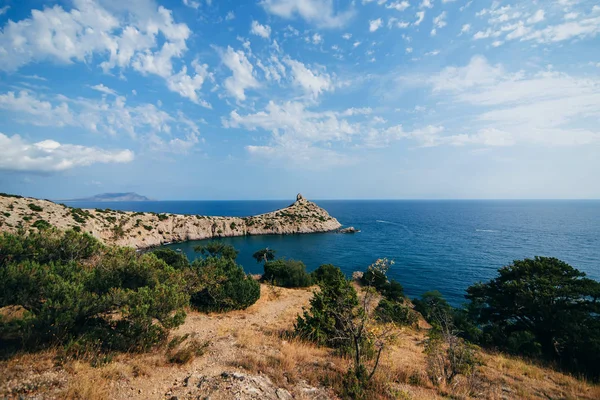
[65,200,600,306]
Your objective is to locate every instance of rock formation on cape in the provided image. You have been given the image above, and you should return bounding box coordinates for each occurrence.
[0,193,342,249]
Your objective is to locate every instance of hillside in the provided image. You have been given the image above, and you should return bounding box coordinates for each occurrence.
[2,284,598,400]
[64,192,153,202]
[0,193,342,249]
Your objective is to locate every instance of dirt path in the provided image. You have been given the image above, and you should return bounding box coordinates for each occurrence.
[109,285,319,399]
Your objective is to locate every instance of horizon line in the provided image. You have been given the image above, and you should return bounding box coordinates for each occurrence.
[56,198,600,202]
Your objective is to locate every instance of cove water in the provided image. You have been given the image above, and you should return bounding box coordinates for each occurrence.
[65,200,600,306]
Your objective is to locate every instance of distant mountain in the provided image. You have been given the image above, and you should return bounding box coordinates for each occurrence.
[66,192,153,202]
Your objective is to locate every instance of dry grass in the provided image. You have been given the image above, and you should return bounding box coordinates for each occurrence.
[2,285,600,400]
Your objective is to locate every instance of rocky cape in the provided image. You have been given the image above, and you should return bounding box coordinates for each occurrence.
[0,193,342,249]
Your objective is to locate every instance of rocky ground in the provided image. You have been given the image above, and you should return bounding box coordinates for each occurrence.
[0,193,342,249]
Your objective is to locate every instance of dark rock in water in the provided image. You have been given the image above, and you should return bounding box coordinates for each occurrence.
[339,226,359,233]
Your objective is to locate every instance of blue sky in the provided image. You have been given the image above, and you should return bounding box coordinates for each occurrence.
[0,0,599,200]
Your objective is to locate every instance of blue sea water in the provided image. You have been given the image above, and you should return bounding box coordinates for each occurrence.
[65,200,600,306]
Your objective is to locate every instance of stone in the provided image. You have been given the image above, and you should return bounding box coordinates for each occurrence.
[296,193,304,201]
[276,388,293,400]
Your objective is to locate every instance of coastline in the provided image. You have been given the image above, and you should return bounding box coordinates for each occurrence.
[0,193,342,249]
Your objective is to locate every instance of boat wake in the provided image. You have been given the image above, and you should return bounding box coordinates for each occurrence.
[376,220,398,225]
[377,220,414,235]
[476,229,498,233]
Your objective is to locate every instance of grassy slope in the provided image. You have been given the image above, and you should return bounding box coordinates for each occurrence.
[1,284,598,400]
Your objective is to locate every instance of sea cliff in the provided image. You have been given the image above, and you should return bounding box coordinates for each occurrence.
[0,193,342,249]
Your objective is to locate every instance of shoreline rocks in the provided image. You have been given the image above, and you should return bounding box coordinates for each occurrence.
[0,193,343,249]
[338,226,360,234]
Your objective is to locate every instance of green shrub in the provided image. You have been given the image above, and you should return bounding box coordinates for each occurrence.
[295,265,358,350]
[413,291,452,324]
[28,203,43,212]
[361,263,404,302]
[158,214,169,221]
[32,219,51,230]
[375,298,418,326]
[188,257,260,312]
[0,229,188,354]
[194,241,239,260]
[0,193,23,199]
[312,264,346,287]
[152,248,190,270]
[263,259,313,288]
[466,257,600,379]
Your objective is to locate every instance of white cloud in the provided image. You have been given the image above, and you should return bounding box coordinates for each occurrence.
[224,101,359,143]
[415,11,425,25]
[226,11,236,20]
[420,0,433,9]
[166,61,212,107]
[220,46,260,101]
[306,33,323,44]
[526,10,545,24]
[0,90,201,151]
[0,133,133,172]
[460,24,471,34]
[90,84,117,96]
[342,33,352,39]
[427,56,600,146]
[433,11,447,29]
[260,0,354,28]
[0,0,209,104]
[246,140,352,169]
[283,58,334,98]
[250,20,272,38]
[387,1,410,12]
[0,6,9,16]
[474,4,600,45]
[182,0,200,9]
[429,55,505,92]
[523,15,600,43]
[369,18,383,32]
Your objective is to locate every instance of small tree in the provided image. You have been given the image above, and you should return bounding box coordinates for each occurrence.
[296,259,397,389]
[194,241,239,260]
[252,248,276,264]
[262,259,312,288]
[152,248,190,270]
[188,256,260,312]
[424,307,478,387]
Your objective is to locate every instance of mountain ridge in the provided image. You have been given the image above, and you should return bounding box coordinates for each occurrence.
[63,192,153,202]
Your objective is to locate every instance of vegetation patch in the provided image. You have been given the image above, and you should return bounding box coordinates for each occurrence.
[28,203,43,212]
[32,220,52,230]
[262,259,313,288]
[0,229,188,355]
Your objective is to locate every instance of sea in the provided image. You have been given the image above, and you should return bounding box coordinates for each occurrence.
[64,200,600,306]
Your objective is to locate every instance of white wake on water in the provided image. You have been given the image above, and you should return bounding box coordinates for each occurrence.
[476,229,498,233]
[376,220,398,225]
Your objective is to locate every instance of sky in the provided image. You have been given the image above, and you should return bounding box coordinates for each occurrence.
[0,0,599,200]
